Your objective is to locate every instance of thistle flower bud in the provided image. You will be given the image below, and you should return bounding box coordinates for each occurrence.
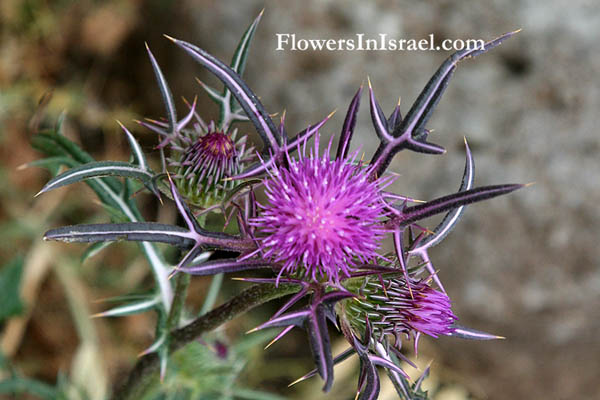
[342,276,457,341]
[167,122,251,209]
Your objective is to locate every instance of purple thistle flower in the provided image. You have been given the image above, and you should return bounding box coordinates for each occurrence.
[38,14,524,397]
[250,137,388,283]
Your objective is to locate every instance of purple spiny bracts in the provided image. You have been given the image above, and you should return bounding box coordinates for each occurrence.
[180,131,237,187]
[250,138,388,283]
[150,116,252,209]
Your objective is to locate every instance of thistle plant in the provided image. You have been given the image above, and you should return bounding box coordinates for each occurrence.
[34,10,524,400]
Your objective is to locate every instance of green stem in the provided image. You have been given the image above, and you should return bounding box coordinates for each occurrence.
[199,273,224,315]
[112,283,299,400]
[166,273,190,331]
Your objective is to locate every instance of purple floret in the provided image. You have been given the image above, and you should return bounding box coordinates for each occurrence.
[402,281,458,338]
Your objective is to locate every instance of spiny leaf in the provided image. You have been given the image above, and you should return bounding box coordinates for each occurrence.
[36,161,156,197]
[228,10,264,102]
[251,310,311,332]
[337,85,363,160]
[32,132,122,194]
[177,258,276,276]
[92,297,160,318]
[146,43,177,133]
[410,138,475,252]
[449,324,504,340]
[370,30,519,176]
[397,30,519,140]
[44,222,194,247]
[368,78,392,142]
[118,121,150,171]
[290,347,356,386]
[305,306,334,392]
[166,35,281,151]
[231,112,333,180]
[33,128,173,311]
[399,184,524,226]
[387,98,402,131]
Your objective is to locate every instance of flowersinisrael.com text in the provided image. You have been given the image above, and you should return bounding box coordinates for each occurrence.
[275,33,485,52]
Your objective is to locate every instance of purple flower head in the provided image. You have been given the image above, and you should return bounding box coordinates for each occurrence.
[344,276,457,342]
[250,137,387,283]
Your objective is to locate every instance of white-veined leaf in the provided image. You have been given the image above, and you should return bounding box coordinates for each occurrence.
[36,161,159,197]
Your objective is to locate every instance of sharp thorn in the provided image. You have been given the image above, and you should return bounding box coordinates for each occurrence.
[288,375,310,387]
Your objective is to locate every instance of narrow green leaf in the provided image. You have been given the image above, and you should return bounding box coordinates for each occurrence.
[44,222,193,247]
[32,132,122,193]
[81,241,113,262]
[37,161,155,196]
[21,156,74,176]
[0,349,7,368]
[228,10,263,106]
[94,292,155,304]
[33,124,173,311]
[146,43,177,133]
[196,78,223,103]
[93,297,160,318]
[0,377,57,399]
[99,201,130,223]
[118,121,150,171]
[31,134,74,158]
[0,256,24,321]
[199,273,223,315]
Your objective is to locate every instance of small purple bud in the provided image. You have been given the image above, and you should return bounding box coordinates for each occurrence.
[343,276,457,341]
[180,131,238,185]
[160,120,252,208]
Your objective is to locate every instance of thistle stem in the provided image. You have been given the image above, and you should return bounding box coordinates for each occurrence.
[199,273,224,315]
[112,283,299,400]
[166,272,190,332]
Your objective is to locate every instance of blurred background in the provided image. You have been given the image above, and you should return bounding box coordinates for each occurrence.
[1,0,599,399]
